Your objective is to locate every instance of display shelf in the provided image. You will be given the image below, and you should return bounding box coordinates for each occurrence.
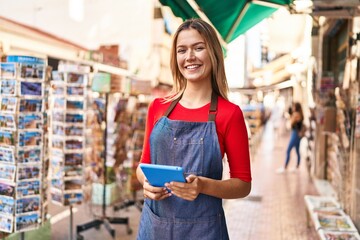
[0,55,49,235]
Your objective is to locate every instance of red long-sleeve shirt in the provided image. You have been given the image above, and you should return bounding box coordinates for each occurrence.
[140,96,252,182]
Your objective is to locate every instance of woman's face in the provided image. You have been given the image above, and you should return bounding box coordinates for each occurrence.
[176,28,212,84]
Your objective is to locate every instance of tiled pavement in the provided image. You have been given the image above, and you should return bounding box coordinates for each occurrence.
[50,121,319,239]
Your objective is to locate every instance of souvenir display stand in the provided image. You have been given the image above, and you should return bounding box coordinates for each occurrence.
[0,55,49,238]
[76,72,131,240]
[48,62,90,240]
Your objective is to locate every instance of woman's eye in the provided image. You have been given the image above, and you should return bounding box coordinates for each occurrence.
[195,47,204,51]
[177,49,186,54]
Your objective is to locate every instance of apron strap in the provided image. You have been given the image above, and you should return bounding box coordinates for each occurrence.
[208,91,218,122]
[163,95,182,117]
[163,92,218,121]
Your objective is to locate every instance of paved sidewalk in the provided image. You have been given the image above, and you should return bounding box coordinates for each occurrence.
[224,122,319,240]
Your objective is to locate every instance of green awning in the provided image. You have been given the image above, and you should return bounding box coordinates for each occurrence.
[159,0,293,44]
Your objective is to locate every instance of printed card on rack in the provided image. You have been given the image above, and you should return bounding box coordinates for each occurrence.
[17,164,41,181]
[66,113,84,123]
[64,165,83,178]
[52,124,65,136]
[65,124,84,137]
[17,147,42,164]
[64,179,82,191]
[0,80,17,96]
[1,97,17,113]
[50,82,65,95]
[19,98,43,112]
[0,181,15,198]
[52,111,65,123]
[64,153,83,166]
[51,71,64,81]
[65,72,86,84]
[0,214,13,233]
[19,81,43,97]
[51,138,64,150]
[0,164,16,182]
[18,130,42,147]
[50,158,63,179]
[16,180,41,198]
[66,99,84,110]
[318,229,360,240]
[65,139,83,150]
[0,195,15,216]
[0,131,15,146]
[18,113,43,129]
[63,191,83,206]
[67,86,84,96]
[19,62,45,80]
[52,97,66,109]
[50,178,63,190]
[0,63,16,78]
[50,188,63,205]
[15,196,41,215]
[15,212,40,232]
[0,146,15,164]
[0,114,16,130]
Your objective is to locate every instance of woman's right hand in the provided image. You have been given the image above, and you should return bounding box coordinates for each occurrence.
[143,179,172,201]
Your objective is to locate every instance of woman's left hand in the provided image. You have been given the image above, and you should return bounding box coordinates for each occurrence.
[165,175,202,201]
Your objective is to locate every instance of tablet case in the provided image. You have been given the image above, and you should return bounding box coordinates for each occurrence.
[139,163,186,187]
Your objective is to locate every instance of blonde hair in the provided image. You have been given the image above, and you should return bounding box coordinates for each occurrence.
[165,18,228,102]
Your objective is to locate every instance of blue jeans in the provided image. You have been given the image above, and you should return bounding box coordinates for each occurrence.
[285,129,301,168]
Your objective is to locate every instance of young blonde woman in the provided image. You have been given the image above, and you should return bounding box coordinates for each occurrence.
[136,18,252,240]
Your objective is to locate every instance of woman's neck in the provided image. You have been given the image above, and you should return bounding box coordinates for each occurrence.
[180,87,212,109]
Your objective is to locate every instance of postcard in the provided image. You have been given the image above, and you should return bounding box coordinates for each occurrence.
[50,149,64,159]
[17,165,41,181]
[65,139,83,150]
[314,213,358,232]
[0,146,15,164]
[64,165,83,178]
[52,124,65,136]
[52,98,65,109]
[304,195,341,210]
[64,191,83,206]
[66,99,84,110]
[65,125,83,137]
[20,63,45,80]
[15,212,40,232]
[1,97,17,112]
[50,178,63,190]
[64,179,82,191]
[18,131,42,147]
[17,147,42,164]
[52,111,65,122]
[0,214,13,233]
[51,138,64,150]
[318,229,360,240]
[50,159,63,179]
[18,113,43,129]
[16,180,41,198]
[19,99,43,112]
[52,71,64,81]
[0,79,17,96]
[67,86,84,96]
[50,188,63,205]
[66,72,85,84]
[0,181,15,198]
[16,196,40,214]
[0,62,16,78]
[0,131,15,146]
[0,114,16,130]
[65,113,84,123]
[64,153,83,166]
[0,164,16,182]
[0,195,15,216]
[20,82,43,97]
[50,82,65,95]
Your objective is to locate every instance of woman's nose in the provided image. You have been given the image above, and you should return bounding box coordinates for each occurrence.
[186,50,195,61]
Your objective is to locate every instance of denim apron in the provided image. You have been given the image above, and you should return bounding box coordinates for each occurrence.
[137,93,229,240]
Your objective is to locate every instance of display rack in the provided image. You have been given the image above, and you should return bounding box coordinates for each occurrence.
[48,62,90,240]
[76,72,131,240]
[0,55,49,237]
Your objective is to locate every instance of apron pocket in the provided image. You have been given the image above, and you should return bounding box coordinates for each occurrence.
[173,137,204,175]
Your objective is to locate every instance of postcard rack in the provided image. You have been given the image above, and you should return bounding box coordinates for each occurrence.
[0,55,50,236]
[48,62,90,239]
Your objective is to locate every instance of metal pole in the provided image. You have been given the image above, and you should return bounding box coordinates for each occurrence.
[69,205,73,240]
[20,232,25,240]
[103,93,109,217]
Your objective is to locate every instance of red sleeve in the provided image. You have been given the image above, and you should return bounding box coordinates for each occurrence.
[223,105,252,182]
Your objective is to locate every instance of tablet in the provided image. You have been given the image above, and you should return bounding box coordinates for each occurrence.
[139,163,186,187]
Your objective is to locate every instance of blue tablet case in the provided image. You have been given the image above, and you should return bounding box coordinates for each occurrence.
[139,163,186,187]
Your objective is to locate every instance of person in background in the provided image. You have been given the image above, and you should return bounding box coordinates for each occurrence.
[277,102,304,173]
[136,18,252,240]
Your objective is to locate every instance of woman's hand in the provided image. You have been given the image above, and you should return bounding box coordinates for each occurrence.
[165,175,202,201]
[143,179,171,201]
